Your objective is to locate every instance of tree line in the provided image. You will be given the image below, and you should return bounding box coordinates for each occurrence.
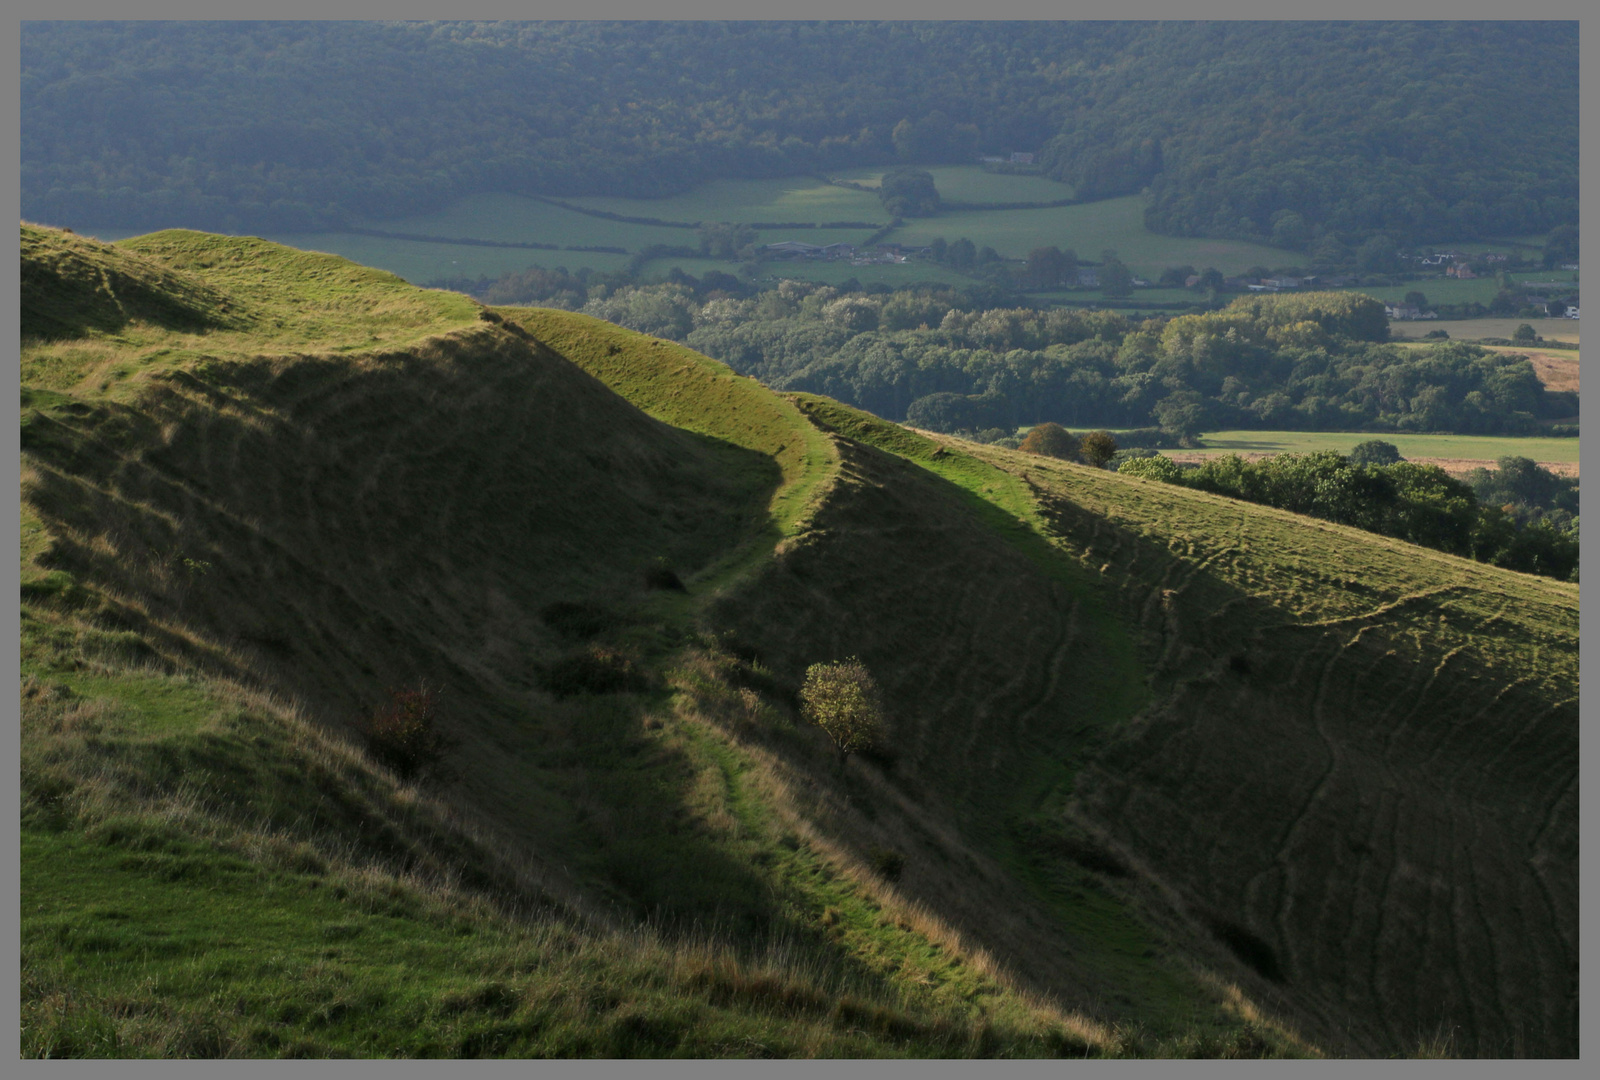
[476,271,1573,441]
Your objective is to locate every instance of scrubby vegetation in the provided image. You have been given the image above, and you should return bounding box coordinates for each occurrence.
[356,683,453,779]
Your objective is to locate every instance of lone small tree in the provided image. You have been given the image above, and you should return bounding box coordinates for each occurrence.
[1078,430,1119,468]
[799,658,886,765]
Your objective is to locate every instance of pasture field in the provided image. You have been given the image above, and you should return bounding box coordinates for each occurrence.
[752,258,976,289]
[889,196,1292,276]
[564,177,886,226]
[262,232,634,284]
[1341,271,1577,310]
[1387,318,1579,344]
[1413,235,1544,255]
[831,165,1076,204]
[297,187,1297,283]
[1342,277,1501,307]
[358,193,705,247]
[1176,429,1578,466]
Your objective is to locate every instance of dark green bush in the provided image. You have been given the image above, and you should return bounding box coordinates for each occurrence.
[539,646,652,699]
[539,600,615,641]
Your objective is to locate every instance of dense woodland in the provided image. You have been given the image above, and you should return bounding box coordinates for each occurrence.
[469,270,1574,440]
[23,21,1577,246]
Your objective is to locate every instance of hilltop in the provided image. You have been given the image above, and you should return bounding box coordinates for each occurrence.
[19,225,1577,1058]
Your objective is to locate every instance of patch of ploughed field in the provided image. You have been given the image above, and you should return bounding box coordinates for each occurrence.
[1165,452,1577,479]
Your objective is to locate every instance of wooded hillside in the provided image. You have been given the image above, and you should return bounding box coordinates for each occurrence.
[23,21,1576,245]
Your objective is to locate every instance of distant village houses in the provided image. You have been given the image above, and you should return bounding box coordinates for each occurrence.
[761,239,930,265]
[1245,275,1317,293]
[1384,303,1436,320]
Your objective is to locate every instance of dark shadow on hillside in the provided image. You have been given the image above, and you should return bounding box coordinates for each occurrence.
[21,227,241,341]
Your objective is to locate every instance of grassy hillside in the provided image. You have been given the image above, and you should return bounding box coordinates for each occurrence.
[20,225,1576,1058]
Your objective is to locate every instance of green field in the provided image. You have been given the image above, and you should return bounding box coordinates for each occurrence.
[1336,270,1578,310]
[360,193,705,246]
[1178,430,1579,464]
[1387,318,1579,344]
[1412,235,1545,256]
[345,185,1294,280]
[832,165,1076,204]
[751,259,977,289]
[564,177,886,225]
[1342,277,1501,306]
[91,179,1569,299]
[262,231,634,284]
[259,185,1299,286]
[889,196,1292,277]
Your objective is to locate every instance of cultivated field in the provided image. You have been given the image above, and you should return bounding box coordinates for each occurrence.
[1515,351,1580,395]
[1388,318,1579,344]
[1154,429,1579,477]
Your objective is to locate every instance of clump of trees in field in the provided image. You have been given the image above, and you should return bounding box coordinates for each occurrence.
[878,168,941,218]
[1019,422,1079,460]
[1017,424,1119,466]
[1118,451,1578,581]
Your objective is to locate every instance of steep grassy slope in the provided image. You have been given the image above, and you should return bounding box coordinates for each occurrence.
[766,394,1575,1054]
[890,423,1576,1057]
[995,449,1578,1058]
[18,226,1145,1058]
[21,225,1575,1058]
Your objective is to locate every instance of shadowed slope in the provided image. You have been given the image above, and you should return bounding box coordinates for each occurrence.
[969,441,1579,1057]
[756,395,1575,1056]
[21,224,243,341]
